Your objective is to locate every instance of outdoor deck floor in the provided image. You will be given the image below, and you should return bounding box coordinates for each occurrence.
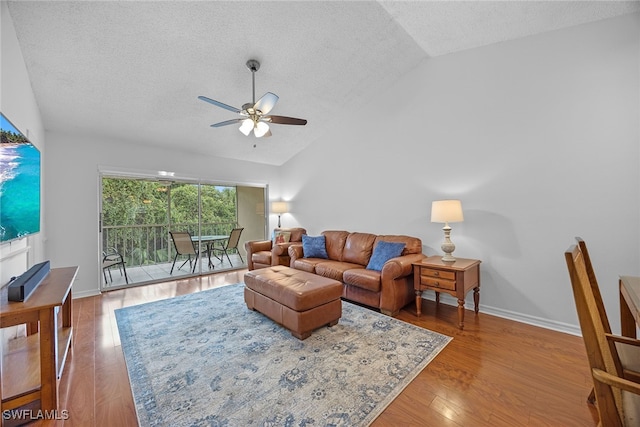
[102,252,246,290]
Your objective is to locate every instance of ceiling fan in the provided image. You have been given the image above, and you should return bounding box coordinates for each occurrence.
[198,59,307,138]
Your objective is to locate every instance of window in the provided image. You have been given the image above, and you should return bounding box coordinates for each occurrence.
[100,175,266,289]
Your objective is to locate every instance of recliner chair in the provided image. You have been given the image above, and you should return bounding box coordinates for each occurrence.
[245,227,307,270]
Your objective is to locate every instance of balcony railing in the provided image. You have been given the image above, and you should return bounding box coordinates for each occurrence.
[102,222,237,268]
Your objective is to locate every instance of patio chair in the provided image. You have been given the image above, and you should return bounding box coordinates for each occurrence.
[169,231,200,274]
[211,227,244,267]
[102,247,129,284]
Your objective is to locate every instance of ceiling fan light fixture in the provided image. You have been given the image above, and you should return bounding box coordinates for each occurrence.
[254,121,270,138]
[199,59,306,137]
[239,118,254,136]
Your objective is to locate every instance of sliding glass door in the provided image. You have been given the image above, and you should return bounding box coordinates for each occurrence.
[100,175,266,290]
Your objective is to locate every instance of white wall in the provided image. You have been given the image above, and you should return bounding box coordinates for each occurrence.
[0,2,46,285]
[281,13,640,335]
[45,131,280,297]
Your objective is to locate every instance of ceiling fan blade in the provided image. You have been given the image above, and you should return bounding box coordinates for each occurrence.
[198,96,241,113]
[253,92,279,115]
[210,118,242,128]
[264,115,307,126]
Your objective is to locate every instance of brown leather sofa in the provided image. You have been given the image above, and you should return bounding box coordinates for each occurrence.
[245,227,307,270]
[288,230,424,316]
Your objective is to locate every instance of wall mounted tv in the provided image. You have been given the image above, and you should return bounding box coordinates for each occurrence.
[0,113,41,243]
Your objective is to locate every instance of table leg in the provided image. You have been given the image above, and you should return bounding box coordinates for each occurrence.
[473,287,480,314]
[620,281,637,338]
[26,321,39,335]
[415,290,423,316]
[62,291,72,328]
[211,238,225,261]
[39,307,58,410]
[457,298,465,329]
[207,243,214,268]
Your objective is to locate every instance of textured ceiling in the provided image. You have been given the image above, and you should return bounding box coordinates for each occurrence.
[6,1,639,166]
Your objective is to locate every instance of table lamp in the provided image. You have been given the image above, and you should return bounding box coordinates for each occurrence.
[271,201,288,228]
[431,200,464,262]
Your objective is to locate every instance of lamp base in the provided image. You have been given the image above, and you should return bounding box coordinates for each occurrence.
[441,241,456,262]
[441,253,456,262]
[441,224,456,262]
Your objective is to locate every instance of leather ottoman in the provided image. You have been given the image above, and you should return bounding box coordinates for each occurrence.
[244,265,343,340]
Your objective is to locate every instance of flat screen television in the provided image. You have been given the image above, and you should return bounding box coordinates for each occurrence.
[0,113,41,243]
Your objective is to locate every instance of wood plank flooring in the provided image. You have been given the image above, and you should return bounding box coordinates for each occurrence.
[14,270,599,426]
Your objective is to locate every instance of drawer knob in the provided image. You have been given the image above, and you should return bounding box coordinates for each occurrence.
[434,281,439,287]
[433,271,439,277]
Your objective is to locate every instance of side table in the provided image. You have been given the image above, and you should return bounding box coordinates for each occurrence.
[413,256,481,329]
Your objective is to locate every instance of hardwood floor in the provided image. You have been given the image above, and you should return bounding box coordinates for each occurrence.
[20,270,598,426]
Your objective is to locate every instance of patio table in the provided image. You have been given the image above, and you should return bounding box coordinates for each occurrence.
[191,235,229,268]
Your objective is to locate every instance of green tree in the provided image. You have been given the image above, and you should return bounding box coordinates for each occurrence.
[102,178,238,266]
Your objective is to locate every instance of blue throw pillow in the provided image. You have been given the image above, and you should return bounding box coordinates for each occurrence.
[302,235,328,259]
[366,241,406,271]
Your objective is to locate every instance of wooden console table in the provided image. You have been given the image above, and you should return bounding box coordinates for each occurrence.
[620,275,640,338]
[0,266,77,414]
[413,257,481,329]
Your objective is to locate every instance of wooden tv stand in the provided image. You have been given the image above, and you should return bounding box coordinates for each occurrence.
[0,266,77,416]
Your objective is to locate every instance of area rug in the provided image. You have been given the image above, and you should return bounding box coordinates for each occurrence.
[115,283,451,427]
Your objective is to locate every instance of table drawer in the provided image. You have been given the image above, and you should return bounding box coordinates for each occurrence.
[421,277,456,291]
[420,268,456,281]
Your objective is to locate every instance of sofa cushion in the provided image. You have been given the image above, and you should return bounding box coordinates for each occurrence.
[342,232,377,266]
[366,241,406,271]
[343,268,382,292]
[302,235,328,259]
[252,250,272,265]
[322,231,349,261]
[315,261,364,282]
[292,258,326,273]
[288,228,307,242]
[273,227,307,243]
[273,230,291,244]
[375,235,422,255]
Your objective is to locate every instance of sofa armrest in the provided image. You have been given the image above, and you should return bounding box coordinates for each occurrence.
[245,240,273,270]
[288,244,304,264]
[245,240,273,254]
[272,242,295,257]
[378,253,425,315]
[381,253,425,281]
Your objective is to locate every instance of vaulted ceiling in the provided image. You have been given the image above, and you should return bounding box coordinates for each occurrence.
[6,1,639,166]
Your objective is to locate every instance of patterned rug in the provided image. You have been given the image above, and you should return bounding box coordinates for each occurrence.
[115,283,451,427]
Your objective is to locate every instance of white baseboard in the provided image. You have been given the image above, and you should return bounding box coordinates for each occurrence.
[421,294,582,337]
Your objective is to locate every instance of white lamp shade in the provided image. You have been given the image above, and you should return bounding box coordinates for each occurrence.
[239,119,253,136]
[431,200,464,223]
[271,201,288,214]
[254,121,270,138]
